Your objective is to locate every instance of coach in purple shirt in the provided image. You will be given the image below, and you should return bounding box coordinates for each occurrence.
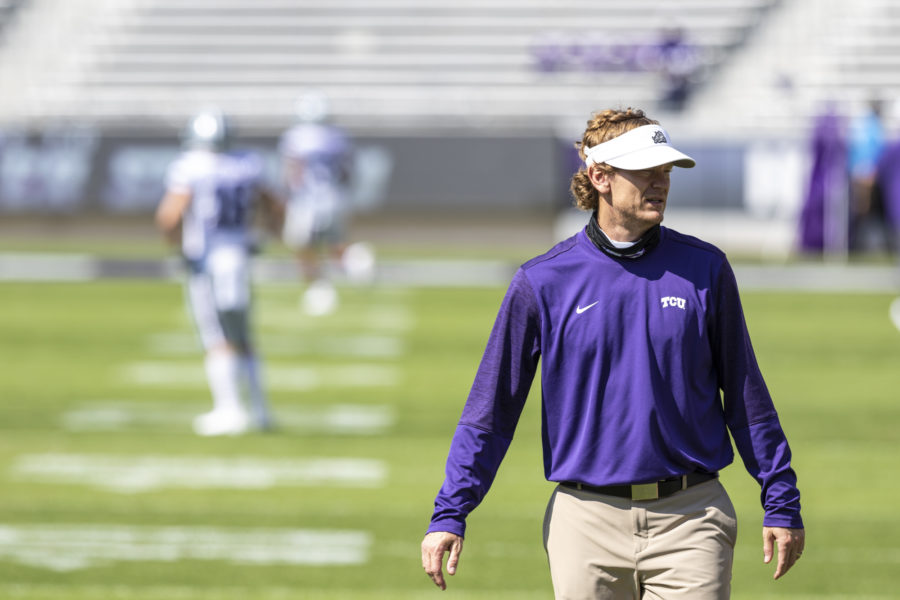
[421,108,805,598]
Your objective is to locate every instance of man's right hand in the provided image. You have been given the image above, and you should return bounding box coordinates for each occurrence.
[421,531,464,590]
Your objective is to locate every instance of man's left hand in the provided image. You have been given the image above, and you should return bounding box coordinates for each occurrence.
[763,526,805,579]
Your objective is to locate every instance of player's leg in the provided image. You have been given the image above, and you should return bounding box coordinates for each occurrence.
[220,309,271,432]
[201,348,244,417]
[186,269,246,435]
[301,199,343,316]
[238,348,273,431]
[301,233,338,316]
[194,246,258,435]
[217,300,273,431]
[283,199,314,256]
[211,244,275,431]
[328,205,376,284]
[283,198,322,286]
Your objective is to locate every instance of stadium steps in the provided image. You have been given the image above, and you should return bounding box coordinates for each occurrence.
[0,0,775,133]
[683,0,900,138]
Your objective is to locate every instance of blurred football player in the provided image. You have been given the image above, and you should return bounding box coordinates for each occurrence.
[279,92,375,316]
[156,108,284,436]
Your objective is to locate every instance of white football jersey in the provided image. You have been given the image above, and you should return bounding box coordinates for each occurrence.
[278,123,351,196]
[165,149,265,261]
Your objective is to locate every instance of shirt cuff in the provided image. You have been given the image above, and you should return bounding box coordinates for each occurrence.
[426,517,466,538]
[762,513,804,529]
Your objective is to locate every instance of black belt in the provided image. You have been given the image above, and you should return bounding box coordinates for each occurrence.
[560,472,718,501]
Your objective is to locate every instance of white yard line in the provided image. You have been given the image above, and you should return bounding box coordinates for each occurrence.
[0,524,372,571]
[62,401,395,435]
[121,362,400,390]
[147,332,405,359]
[12,453,387,493]
[255,304,415,333]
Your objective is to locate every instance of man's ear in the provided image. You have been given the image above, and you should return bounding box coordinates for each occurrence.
[588,166,612,194]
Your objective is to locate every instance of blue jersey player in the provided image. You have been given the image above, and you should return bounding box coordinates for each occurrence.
[156,109,284,436]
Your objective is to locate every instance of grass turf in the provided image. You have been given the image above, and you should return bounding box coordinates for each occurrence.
[0,277,898,599]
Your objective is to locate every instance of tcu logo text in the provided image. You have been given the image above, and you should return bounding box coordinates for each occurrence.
[660,296,686,309]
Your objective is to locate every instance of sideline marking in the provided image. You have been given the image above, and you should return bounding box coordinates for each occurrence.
[121,362,399,390]
[62,401,395,435]
[12,454,387,493]
[0,254,97,281]
[0,524,372,571]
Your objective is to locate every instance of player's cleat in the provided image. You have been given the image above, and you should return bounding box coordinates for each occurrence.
[251,410,277,433]
[342,242,376,284]
[890,297,900,333]
[302,279,338,316]
[192,408,250,436]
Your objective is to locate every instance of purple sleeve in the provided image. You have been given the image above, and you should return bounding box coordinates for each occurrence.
[712,261,803,528]
[427,269,542,536]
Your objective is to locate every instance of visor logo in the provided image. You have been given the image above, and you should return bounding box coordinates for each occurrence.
[652,130,667,144]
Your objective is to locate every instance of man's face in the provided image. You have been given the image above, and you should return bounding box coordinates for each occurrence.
[603,164,673,231]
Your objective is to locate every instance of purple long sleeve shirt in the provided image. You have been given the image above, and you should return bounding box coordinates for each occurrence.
[428,226,802,536]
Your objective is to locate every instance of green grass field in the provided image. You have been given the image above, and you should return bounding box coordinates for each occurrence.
[1,268,899,599]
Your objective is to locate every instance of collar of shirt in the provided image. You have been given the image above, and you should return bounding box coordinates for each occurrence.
[585,212,661,259]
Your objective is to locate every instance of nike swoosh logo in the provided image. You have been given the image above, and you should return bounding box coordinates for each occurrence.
[575,301,599,314]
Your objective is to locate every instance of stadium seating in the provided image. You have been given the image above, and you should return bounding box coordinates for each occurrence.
[684,0,900,137]
[2,0,898,139]
[0,0,778,134]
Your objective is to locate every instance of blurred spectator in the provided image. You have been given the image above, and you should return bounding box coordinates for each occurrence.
[531,31,570,72]
[875,133,900,250]
[847,98,888,251]
[531,27,701,112]
[156,108,283,436]
[642,27,701,112]
[279,92,375,316]
[875,132,900,329]
[799,108,848,254]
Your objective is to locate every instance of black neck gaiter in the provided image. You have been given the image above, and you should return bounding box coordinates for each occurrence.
[585,212,661,259]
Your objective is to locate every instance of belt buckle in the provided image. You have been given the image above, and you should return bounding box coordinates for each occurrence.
[631,482,659,501]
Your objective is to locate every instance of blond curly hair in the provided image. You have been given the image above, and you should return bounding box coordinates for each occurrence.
[569,108,659,211]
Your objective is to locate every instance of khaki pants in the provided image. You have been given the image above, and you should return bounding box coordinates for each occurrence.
[543,479,737,600]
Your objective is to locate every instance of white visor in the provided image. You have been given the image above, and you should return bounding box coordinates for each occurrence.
[584,124,695,169]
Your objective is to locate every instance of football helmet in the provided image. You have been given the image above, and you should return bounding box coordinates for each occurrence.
[183,108,231,150]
